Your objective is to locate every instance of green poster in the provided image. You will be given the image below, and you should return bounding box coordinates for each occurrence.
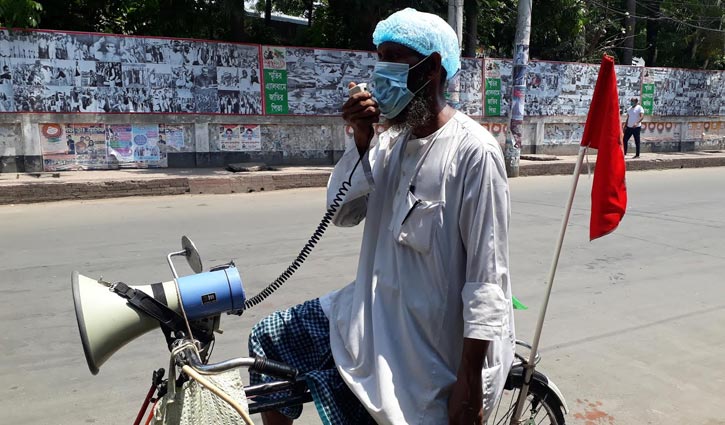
[641,83,655,115]
[485,78,502,116]
[264,69,289,115]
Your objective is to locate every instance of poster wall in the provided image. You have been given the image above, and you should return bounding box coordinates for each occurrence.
[263,45,376,116]
[0,29,262,115]
[484,58,643,117]
[0,29,722,120]
[645,68,723,116]
[41,122,185,170]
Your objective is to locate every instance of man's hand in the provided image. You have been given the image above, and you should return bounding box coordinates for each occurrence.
[448,338,490,425]
[342,81,379,155]
[448,374,484,425]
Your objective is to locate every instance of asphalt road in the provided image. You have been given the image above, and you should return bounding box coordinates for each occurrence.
[1,167,724,425]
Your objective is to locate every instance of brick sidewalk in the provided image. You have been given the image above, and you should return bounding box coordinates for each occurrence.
[1,151,723,205]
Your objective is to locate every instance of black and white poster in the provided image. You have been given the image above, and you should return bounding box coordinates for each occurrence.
[150,88,175,113]
[315,49,344,115]
[647,68,713,116]
[122,63,146,88]
[145,39,169,64]
[193,87,219,113]
[147,64,174,89]
[0,30,12,58]
[707,72,725,115]
[71,87,99,112]
[192,65,217,89]
[0,30,264,115]
[218,90,240,114]
[174,88,195,112]
[449,58,483,116]
[119,37,146,63]
[0,81,15,112]
[286,47,316,114]
[95,62,122,87]
[615,65,643,114]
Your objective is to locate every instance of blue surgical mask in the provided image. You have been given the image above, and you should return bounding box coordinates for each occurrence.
[371,57,431,119]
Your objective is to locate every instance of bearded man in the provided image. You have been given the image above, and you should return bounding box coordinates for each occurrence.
[249,8,515,425]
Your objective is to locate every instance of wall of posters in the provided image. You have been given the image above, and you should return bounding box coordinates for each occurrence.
[0,29,722,121]
[644,68,724,116]
[40,122,185,170]
[0,29,262,115]
[41,123,108,170]
[484,59,643,117]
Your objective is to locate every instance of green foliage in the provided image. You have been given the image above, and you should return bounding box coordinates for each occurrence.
[0,0,42,28]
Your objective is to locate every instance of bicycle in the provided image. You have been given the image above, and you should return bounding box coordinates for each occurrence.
[73,237,568,425]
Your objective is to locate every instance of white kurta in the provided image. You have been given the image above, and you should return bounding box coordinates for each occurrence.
[320,112,515,425]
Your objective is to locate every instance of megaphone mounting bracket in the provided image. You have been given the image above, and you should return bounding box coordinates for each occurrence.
[108,281,212,350]
[167,250,186,280]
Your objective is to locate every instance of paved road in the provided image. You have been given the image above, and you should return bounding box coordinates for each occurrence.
[1,167,724,425]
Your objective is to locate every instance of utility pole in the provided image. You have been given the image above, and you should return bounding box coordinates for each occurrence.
[464,0,479,57]
[448,0,464,49]
[623,0,636,64]
[504,0,531,178]
[448,0,464,105]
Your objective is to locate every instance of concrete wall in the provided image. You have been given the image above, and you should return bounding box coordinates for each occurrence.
[2,113,723,173]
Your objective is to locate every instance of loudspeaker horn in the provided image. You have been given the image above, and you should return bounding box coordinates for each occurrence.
[71,271,180,375]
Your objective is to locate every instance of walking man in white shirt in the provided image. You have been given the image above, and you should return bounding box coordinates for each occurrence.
[623,97,644,158]
[248,8,515,425]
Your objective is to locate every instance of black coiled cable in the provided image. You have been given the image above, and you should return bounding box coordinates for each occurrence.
[243,155,364,309]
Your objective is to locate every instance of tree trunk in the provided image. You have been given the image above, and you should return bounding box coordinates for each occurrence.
[645,0,662,66]
[463,0,478,57]
[230,2,245,41]
[307,0,313,26]
[265,0,272,26]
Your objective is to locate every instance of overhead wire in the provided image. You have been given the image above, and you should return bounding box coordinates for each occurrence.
[582,0,725,33]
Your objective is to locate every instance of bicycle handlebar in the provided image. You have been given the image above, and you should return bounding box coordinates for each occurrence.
[182,347,299,381]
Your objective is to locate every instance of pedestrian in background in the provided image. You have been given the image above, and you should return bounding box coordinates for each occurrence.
[623,97,644,158]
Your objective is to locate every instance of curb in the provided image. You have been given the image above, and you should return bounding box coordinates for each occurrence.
[1,156,723,205]
[520,154,725,176]
[0,171,331,205]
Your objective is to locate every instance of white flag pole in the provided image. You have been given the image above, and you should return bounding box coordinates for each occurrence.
[510,145,587,424]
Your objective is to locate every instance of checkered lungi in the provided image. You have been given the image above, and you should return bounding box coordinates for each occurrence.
[248,298,376,425]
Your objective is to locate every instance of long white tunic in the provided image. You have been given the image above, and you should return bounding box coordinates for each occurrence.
[320,112,516,425]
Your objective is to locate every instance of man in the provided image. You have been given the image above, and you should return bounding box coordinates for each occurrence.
[623,97,644,158]
[194,67,213,88]
[66,134,76,154]
[0,65,11,83]
[248,8,515,425]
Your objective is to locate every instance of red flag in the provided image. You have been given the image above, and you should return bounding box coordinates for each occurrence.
[580,56,627,240]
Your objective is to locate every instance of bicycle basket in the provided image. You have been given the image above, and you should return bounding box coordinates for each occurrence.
[153,369,249,425]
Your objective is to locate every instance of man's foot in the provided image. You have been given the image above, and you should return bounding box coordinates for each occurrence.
[632,155,640,159]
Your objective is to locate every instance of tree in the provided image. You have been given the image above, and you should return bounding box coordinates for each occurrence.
[0,0,42,28]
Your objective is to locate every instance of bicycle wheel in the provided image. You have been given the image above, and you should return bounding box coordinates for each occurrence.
[488,367,566,425]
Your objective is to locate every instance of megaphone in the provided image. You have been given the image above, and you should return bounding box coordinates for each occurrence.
[72,237,246,375]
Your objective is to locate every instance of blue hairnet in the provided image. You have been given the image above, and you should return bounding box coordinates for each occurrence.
[372,8,461,81]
